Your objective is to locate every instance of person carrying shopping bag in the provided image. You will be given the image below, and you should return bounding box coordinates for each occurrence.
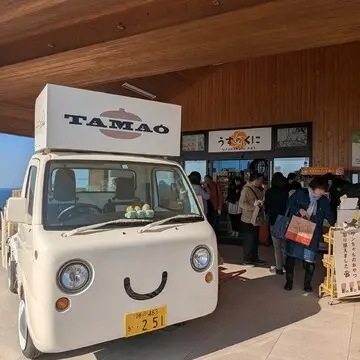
[264,172,288,275]
[227,177,243,237]
[284,177,335,292]
[239,172,266,265]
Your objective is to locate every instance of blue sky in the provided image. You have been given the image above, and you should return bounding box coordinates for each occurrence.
[0,134,34,189]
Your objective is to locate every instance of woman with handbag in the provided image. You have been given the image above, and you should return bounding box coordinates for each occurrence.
[284,177,335,292]
[227,177,243,237]
[188,171,210,213]
[264,172,288,275]
[239,172,266,265]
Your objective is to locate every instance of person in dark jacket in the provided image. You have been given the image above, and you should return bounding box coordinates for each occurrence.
[329,178,349,220]
[287,173,302,194]
[284,177,335,292]
[264,172,288,275]
[227,176,243,236]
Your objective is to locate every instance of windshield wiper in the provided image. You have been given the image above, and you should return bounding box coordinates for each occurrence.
[62,218,152,237]
[138,214,203,234]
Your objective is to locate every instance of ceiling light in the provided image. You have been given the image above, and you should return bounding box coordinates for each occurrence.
[47,43,55,48]
[116,23,126,30]
[122,82,156,100]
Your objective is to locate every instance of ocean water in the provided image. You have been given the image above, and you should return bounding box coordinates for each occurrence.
[0,188,14,209]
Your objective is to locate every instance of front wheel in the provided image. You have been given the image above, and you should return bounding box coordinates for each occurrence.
[18,298,42,359]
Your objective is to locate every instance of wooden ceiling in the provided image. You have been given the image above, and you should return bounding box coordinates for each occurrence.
[2,0,360,137]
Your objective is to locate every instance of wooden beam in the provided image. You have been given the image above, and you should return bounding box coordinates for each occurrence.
[0,0,267,65]
[0,0,151,44]
[1,0,360,103]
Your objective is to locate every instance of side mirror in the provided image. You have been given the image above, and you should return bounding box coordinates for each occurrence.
[5,197,27,224]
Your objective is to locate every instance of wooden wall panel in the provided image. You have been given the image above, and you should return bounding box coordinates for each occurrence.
[173,42,360,169]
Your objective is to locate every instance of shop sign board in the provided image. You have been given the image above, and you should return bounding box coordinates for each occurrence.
[352,132,360,167]
[208,127,272,153]
[334,230,360,299]
[300,167,344,176]
[35,84,182,157]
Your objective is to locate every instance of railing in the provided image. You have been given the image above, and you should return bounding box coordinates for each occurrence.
[0,190,21,268]
[0,189,21,254]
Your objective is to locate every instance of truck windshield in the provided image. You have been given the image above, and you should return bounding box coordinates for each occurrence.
[43,160,202,230]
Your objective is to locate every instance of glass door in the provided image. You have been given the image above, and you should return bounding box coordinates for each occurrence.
[184,160,207,180]
[273,157,309,177]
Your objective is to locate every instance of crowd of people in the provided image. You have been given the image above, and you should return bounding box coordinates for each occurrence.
[188,169,347,293]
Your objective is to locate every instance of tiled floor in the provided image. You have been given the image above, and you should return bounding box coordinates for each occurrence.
[1,245,360,360]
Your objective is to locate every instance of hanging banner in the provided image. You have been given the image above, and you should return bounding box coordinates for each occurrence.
[208,127,272,153]
[352,132,360,167]
[300,167,344,176]
[334,230,360,299]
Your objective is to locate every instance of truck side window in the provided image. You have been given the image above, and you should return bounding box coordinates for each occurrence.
[26,166,37,216]
[155,170,185,211]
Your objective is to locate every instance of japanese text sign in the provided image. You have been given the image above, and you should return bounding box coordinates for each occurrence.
[208,127,272,153]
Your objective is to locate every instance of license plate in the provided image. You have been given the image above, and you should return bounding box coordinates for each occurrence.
[125,305,167,337]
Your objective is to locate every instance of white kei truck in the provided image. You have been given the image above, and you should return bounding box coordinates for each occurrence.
[1,84,218,359]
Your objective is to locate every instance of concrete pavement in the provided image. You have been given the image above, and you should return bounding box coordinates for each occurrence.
[0,245,359,360]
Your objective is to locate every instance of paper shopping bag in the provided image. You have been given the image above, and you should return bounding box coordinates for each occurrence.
[250,206,267,226]
[285,215,316,246]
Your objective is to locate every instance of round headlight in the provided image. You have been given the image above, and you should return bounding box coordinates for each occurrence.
[57,260,92,294]
[191,246,211,272]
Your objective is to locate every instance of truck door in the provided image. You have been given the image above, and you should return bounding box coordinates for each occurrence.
[17,160,39,291]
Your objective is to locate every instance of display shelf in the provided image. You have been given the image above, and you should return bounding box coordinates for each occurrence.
[319,227,341,303]
[319,226,360,304]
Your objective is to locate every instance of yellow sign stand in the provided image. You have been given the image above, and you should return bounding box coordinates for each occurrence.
[319,227,340,304]
[319,226,360,304]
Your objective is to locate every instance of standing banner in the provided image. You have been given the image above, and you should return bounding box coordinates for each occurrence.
[208,127,272,153]
[334,230,360,298]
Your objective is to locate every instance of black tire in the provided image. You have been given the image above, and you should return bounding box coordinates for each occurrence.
[7,256,17,294]
[18,297,42,359]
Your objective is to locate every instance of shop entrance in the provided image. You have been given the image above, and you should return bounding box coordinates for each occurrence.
[180,123,312,243]
[184,160,207,180]
[183,158,309,183]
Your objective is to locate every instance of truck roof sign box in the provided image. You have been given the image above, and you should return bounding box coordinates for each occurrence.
[35,84,182,156]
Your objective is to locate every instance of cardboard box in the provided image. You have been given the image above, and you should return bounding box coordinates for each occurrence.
[35,84,181,157]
